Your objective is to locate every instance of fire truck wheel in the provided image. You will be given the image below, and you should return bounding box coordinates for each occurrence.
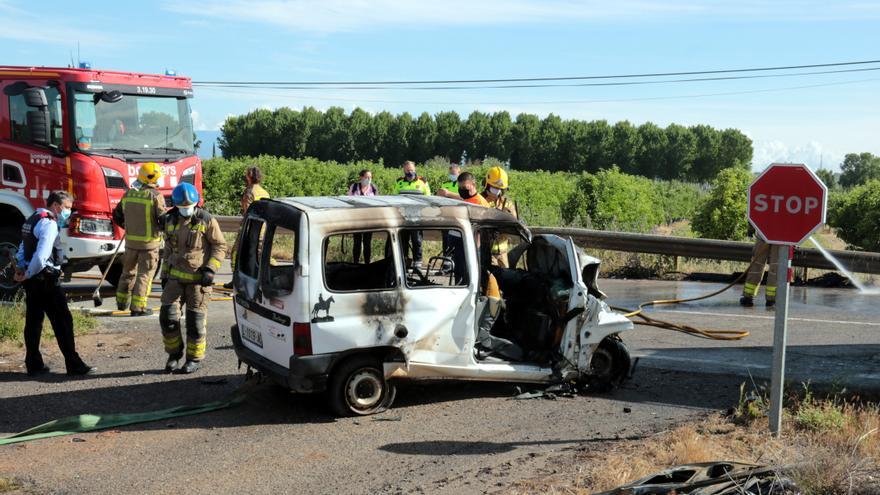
[0,227,22,300]
[99,262,123,288]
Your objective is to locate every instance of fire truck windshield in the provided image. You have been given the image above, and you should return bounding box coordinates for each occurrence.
[73,91,195,157]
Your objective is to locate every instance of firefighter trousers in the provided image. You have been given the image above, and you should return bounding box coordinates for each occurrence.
[742,239,780,302]
[116,248,159,311]
[159,280,209,362]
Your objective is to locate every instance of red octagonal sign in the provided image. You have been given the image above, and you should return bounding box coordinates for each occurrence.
[748,163,828,245]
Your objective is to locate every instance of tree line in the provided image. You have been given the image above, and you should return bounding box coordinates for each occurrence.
[218,107,753,182]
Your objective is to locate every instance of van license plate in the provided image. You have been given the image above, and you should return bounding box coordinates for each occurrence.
[241,325,263,348]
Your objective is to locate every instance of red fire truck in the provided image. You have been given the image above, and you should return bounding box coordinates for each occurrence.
[0,65,202,294]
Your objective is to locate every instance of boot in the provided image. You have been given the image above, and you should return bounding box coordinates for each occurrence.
[26,364,50,377]
[130,308,155,317]
[222,281,234,290]
[766,299,776,309]
[165,357,180,373]
[66,362,96,376]
[180,360,201,374]
[117,301,128,311]
[739,296,754,307]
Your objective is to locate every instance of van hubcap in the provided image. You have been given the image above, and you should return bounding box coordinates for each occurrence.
[346,370,383,410]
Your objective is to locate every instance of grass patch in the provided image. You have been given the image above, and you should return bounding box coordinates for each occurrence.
[0,296,98,344]
[0,477,20,493]
[510,387,880,495]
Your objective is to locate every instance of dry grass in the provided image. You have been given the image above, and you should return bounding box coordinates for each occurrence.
[508,393,880,495]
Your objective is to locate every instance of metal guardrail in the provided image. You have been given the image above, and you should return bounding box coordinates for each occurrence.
[216,216,880,275]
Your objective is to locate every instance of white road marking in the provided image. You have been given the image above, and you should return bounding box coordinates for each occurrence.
[634,354,770,369]
[654,309,880,327]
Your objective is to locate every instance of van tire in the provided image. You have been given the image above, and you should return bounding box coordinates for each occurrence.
[0,227,22,300]
[327,356,396,417]
[584,336,631,393]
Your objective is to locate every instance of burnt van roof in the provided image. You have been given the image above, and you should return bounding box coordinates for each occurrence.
[275,195,520,224]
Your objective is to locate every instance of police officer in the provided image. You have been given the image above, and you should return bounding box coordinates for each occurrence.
[113,162,166,316]
[483,167,518,268]
[393,160,430,268]
[159,183,227,373]
[439,163,461,194]
[14,191,94,376]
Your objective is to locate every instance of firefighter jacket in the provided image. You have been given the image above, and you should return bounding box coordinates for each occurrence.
[113,184,166,250]
[394,176,431,195]
[488,195,517,254]
[159,208,227,283]
[241,184,269,215]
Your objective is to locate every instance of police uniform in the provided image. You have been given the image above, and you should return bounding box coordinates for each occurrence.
[231,183,269,270]
[16,209,89,375]
[394,175,430,265]
[487,195,518,268]
[159,208,227,365]
[440,179,458,194]
[113,183,166,313]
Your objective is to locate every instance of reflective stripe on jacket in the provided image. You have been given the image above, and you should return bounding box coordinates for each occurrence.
[160,208,227,282]
[114,185,166,250]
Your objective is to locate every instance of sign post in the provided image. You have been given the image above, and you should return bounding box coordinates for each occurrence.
[747,163,827,436]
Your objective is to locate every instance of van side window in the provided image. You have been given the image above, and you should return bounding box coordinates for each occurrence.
[399,228,469,288]
[8,86,62,147]
[324,231,396,292]
[263,225,296,294]
[239,218,266,279]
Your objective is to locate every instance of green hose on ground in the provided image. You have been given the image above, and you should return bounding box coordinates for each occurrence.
[0,390,248,446]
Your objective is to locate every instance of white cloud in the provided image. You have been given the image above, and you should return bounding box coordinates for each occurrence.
[752,139,844,172]
[0,1,111,46]
[163,0,880,32]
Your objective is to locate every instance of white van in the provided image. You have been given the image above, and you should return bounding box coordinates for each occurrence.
[230,196,633,416]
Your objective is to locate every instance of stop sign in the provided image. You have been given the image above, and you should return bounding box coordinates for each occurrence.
[748,163,827,245]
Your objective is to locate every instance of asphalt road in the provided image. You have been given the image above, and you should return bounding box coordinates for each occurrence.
[0,273,878,494]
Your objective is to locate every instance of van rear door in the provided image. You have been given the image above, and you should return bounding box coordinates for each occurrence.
[234,200,302,368]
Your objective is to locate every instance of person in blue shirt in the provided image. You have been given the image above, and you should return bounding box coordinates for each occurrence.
[14,191,94,377]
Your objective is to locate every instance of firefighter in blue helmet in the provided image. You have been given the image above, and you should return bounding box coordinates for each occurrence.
[158,183,226,373]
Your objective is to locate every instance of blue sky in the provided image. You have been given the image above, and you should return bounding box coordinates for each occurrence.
[2,0,879,170]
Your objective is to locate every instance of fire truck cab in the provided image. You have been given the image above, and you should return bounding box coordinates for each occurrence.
[0,65,202,293]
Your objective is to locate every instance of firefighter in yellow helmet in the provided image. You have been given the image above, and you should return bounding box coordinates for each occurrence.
[225,166,270,289]
[112,162,166,316]
[483,166,518,268]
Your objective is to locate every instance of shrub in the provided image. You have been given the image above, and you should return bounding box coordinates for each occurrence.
[561,167,662,232]
[652,180,707,224]
[692,167,753,241]
[828,179,880,251]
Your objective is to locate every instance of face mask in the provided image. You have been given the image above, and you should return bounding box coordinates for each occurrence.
[58,208,71,227]
[488,186,502,196]
[458,187,474,200]
[448,174,458,182]
[360,178,372,186]
[404,171,416,180]
[178,206,195,217]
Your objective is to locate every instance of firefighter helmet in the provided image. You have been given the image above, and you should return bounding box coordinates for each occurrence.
[171,182,199,207]
[485,166,509,190]
[137,162,163,185]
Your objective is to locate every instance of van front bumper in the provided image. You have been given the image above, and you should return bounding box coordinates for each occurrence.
[230,324,336,393]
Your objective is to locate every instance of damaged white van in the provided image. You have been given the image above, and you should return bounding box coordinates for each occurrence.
[230,196,633,416]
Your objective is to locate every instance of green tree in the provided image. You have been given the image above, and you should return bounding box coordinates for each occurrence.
[461,111,491,160]
[689,124,721,182]
[692,167,753,240]
[815,168,837,189]
[486,111,514,161]
[434,111,462,161]
[609,121,641,174]
[408,112,437,163]
[583,120,612,173]
[511,113,541,170]
[828,179,880,250]
[839,152,880,188]
[536,114,563,170]
[561,167,662,231]
[348,107,375,161]
[662,124,695,180]
[635,122,668,178]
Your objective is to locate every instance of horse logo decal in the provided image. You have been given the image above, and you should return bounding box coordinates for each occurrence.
[311,293,336,322]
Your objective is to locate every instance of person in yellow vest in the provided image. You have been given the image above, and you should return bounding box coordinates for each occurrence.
[439,163,460,194]
[393,161,430,268]
[483,167,517,268]
[741,237,780,308]
[225,166,270,289]
[159,183,227,373]
[112,162,166,316]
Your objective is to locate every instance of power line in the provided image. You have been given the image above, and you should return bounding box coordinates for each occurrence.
[192,58,880,87]
[195,76,880,106]
[193,66,880,91]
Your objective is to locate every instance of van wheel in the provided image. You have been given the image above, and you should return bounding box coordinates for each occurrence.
[0,227,22,300]
[328,356,396,417]
[585,337,632,393]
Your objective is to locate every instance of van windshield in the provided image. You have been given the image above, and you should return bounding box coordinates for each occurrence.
[73,91,194,157]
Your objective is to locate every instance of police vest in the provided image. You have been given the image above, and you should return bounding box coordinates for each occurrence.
[395,177,429,195]
[440,180,458,193]
[21,211,63,267]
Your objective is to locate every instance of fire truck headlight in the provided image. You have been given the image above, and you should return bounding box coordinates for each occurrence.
[76,217,114,237]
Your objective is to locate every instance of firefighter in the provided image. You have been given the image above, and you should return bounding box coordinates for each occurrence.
[483,167,517,268]
[14,191,94,376]
[159,183,227,373]
[112,162,166,316]
[741,237,780,308]
[393,161,430,268]
[225,166,269,289]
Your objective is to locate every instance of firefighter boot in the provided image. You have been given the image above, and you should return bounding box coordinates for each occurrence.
[180,360,201,374]
[165,357,180,373]
[159,304,184,373]
[739,296,754,307]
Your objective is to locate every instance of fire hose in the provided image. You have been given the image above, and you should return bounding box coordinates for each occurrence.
[611,272,750,341]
